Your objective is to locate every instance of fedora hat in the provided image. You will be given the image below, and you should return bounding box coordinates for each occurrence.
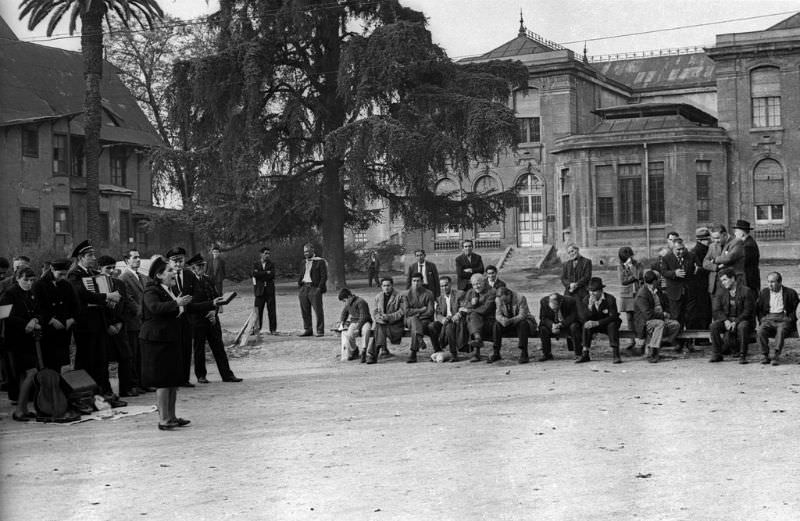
[695,227,711,240]
[587,277,605,291]
[732,219,753,232]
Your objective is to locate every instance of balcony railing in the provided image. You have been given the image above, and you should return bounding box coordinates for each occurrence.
[754,227,786,241]
[588,46,705,63]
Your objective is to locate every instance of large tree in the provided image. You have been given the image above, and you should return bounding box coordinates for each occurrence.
[172,0,527,287]
[19,0,163,245]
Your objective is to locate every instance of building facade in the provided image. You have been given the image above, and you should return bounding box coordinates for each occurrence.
[353,13,800,261]
[0,16,178,261]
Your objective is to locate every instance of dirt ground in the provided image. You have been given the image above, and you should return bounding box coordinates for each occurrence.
[2,264,800,520]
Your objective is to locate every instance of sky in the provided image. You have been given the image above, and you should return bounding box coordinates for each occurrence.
[1,0,799,58]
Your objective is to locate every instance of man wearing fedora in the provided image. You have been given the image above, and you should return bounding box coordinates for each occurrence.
[732,219,760,293]
[578,277,622,363]
[165,247,199,387]
[67,240,125,406]
[687,227,712,329]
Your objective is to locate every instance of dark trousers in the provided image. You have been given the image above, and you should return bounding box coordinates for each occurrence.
[406,316,439,351]
[668,292,689,328]
[686,288,711,329]
[582,320,621,350]
[467,312,494,341]
[127,330,142,388]
[1,346,19,401]
[539,322,582,355]
[299,285,324,335]
[432,320,467,354]
[254,285,277,332]
[493,320,529,349]
[367,268,379,287]
[179,318,193,384]
[757,315,793,356]
[108,328,134,394]
[193,318,233,380]
[710,319,752,356]
[74,328,112,395]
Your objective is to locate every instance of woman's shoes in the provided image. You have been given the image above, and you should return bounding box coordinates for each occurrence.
[12,411,35,422]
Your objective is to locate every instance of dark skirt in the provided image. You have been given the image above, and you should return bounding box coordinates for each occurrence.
[140,338,182,388]
[9,340,37,374]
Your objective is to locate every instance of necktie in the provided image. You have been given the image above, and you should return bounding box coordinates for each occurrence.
[177,273,183,293]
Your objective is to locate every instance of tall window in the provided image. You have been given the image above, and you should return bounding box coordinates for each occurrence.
[22,127,39,157]
[562,194,571,229]
[753,158,784,224]
[648,161,665,224]
[111,147,127,186]
[54,207,70,234]
[751,67,781,128]
[52,134,67,175]
[595,165,615,227]
[696,160,711,222]
[618,164,643,225]
[99,212,110,246]
[514,88,541,143]
[597,197,614,227]
[120,210,130,244]
[21,209,40,244]
[71,136,85,177]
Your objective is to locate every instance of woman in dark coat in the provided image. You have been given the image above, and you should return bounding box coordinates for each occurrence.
[140,257,219,430]
[32,259,77,371]
[0,267,42,421]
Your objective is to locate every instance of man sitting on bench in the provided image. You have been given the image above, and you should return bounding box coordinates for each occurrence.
[493,286,537,364]
[635,270,681,363]
[755,271,798,366]
[371,278,406,362]
[538,293,582,362]
[579,277,622,364]
[460,273,496,363]
[405,272,438,364]
[709,268,756,364]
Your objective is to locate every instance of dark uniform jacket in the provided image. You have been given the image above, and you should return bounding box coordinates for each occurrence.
[454,253,484,291]
[0,283,39,356]
[33,272,77,329]
[711,283,755,323]
[191,273,221,327]
[406,261,440,298]
[67,264,109,331]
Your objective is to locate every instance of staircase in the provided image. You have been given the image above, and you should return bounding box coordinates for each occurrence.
[499,244,558,272]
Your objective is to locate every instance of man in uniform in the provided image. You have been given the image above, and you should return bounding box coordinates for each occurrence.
[166,246,199,387]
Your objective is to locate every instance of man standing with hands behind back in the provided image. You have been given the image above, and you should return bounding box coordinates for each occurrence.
[298,243,327,337]
[455,239,484,291]
[252,247,277,335]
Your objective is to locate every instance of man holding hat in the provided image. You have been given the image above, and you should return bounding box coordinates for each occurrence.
[32,259,78,371]
[732,219,760,293]
[578,277,622,363]
[67,240,124,405]
[187,254,242,383]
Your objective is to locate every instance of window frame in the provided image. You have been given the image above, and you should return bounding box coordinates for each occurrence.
[52,133,68,176]
[22,127,39,158]
[21,208,41,244]
[53,206,70,235]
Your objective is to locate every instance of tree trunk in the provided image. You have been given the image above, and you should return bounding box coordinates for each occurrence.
[321,158,346,290]
[81,5,105,246]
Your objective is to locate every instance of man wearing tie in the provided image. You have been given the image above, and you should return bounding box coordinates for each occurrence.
[119,249,154,393]
[297,243,327,337]
[252,247,277,334]
[454,239,484,291]
[166,247,199,387]
[406,249,440,298]
[432,276,466,360]
[560,244,592,302]
[661,238,698,329]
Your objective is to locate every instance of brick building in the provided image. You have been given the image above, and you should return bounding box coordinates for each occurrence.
[353,12,800,266]
[0,16,177,261]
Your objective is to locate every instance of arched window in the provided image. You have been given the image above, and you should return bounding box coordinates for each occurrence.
[474,175,502,238]
[514,88,540,143]
[753,158,784,223]
[434,178,460,239]
[751,67,781,128]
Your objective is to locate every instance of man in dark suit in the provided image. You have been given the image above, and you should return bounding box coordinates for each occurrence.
[485,265,506,290]
[98,255,138,398]
[661,238,697,329]
[188,254,242,382]
[166,246,205,387]
[252,247,277,334]
[687,227,712,329]
[405,272,438,363]
[561,244,592,302]
[635,270,681,363]
[756,272,798,365]
[406,249,440,298]
[119,249,153,393]
[454,239,484,291]
[579,277,622,364]
[732,220,760,293]
[67,240,123,404]
[297,243,327,337]
[709,268,756,364]
[493,286,536,364]
[432,275,466,360]
[206,245,226,296]
[702,224,730,296]
[538,293,582,362]
[706,223,745,285]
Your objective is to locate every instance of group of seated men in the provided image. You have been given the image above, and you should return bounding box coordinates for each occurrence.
[335,251,798,367]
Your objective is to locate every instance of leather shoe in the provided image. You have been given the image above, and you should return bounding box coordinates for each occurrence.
[175,417,191,427]
[180,382,195,388]
[575,354,590,364]
[406,351,418,363]
[12,412,31,422]
[366,358,377,365]
[298,331,313,337]
[158,423,177,431]
[222,376,243,382]
[709,355,723,363]
[198,377,210,384]
[108,397,128,408]
[537,354,554,362]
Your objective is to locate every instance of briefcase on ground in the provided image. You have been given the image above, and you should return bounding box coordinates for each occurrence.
[61,369,100,414]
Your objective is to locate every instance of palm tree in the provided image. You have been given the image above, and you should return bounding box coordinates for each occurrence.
[19,0,163,246]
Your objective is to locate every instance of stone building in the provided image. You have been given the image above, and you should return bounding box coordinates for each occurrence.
[353,12,800,267]
[0,16,178,261]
